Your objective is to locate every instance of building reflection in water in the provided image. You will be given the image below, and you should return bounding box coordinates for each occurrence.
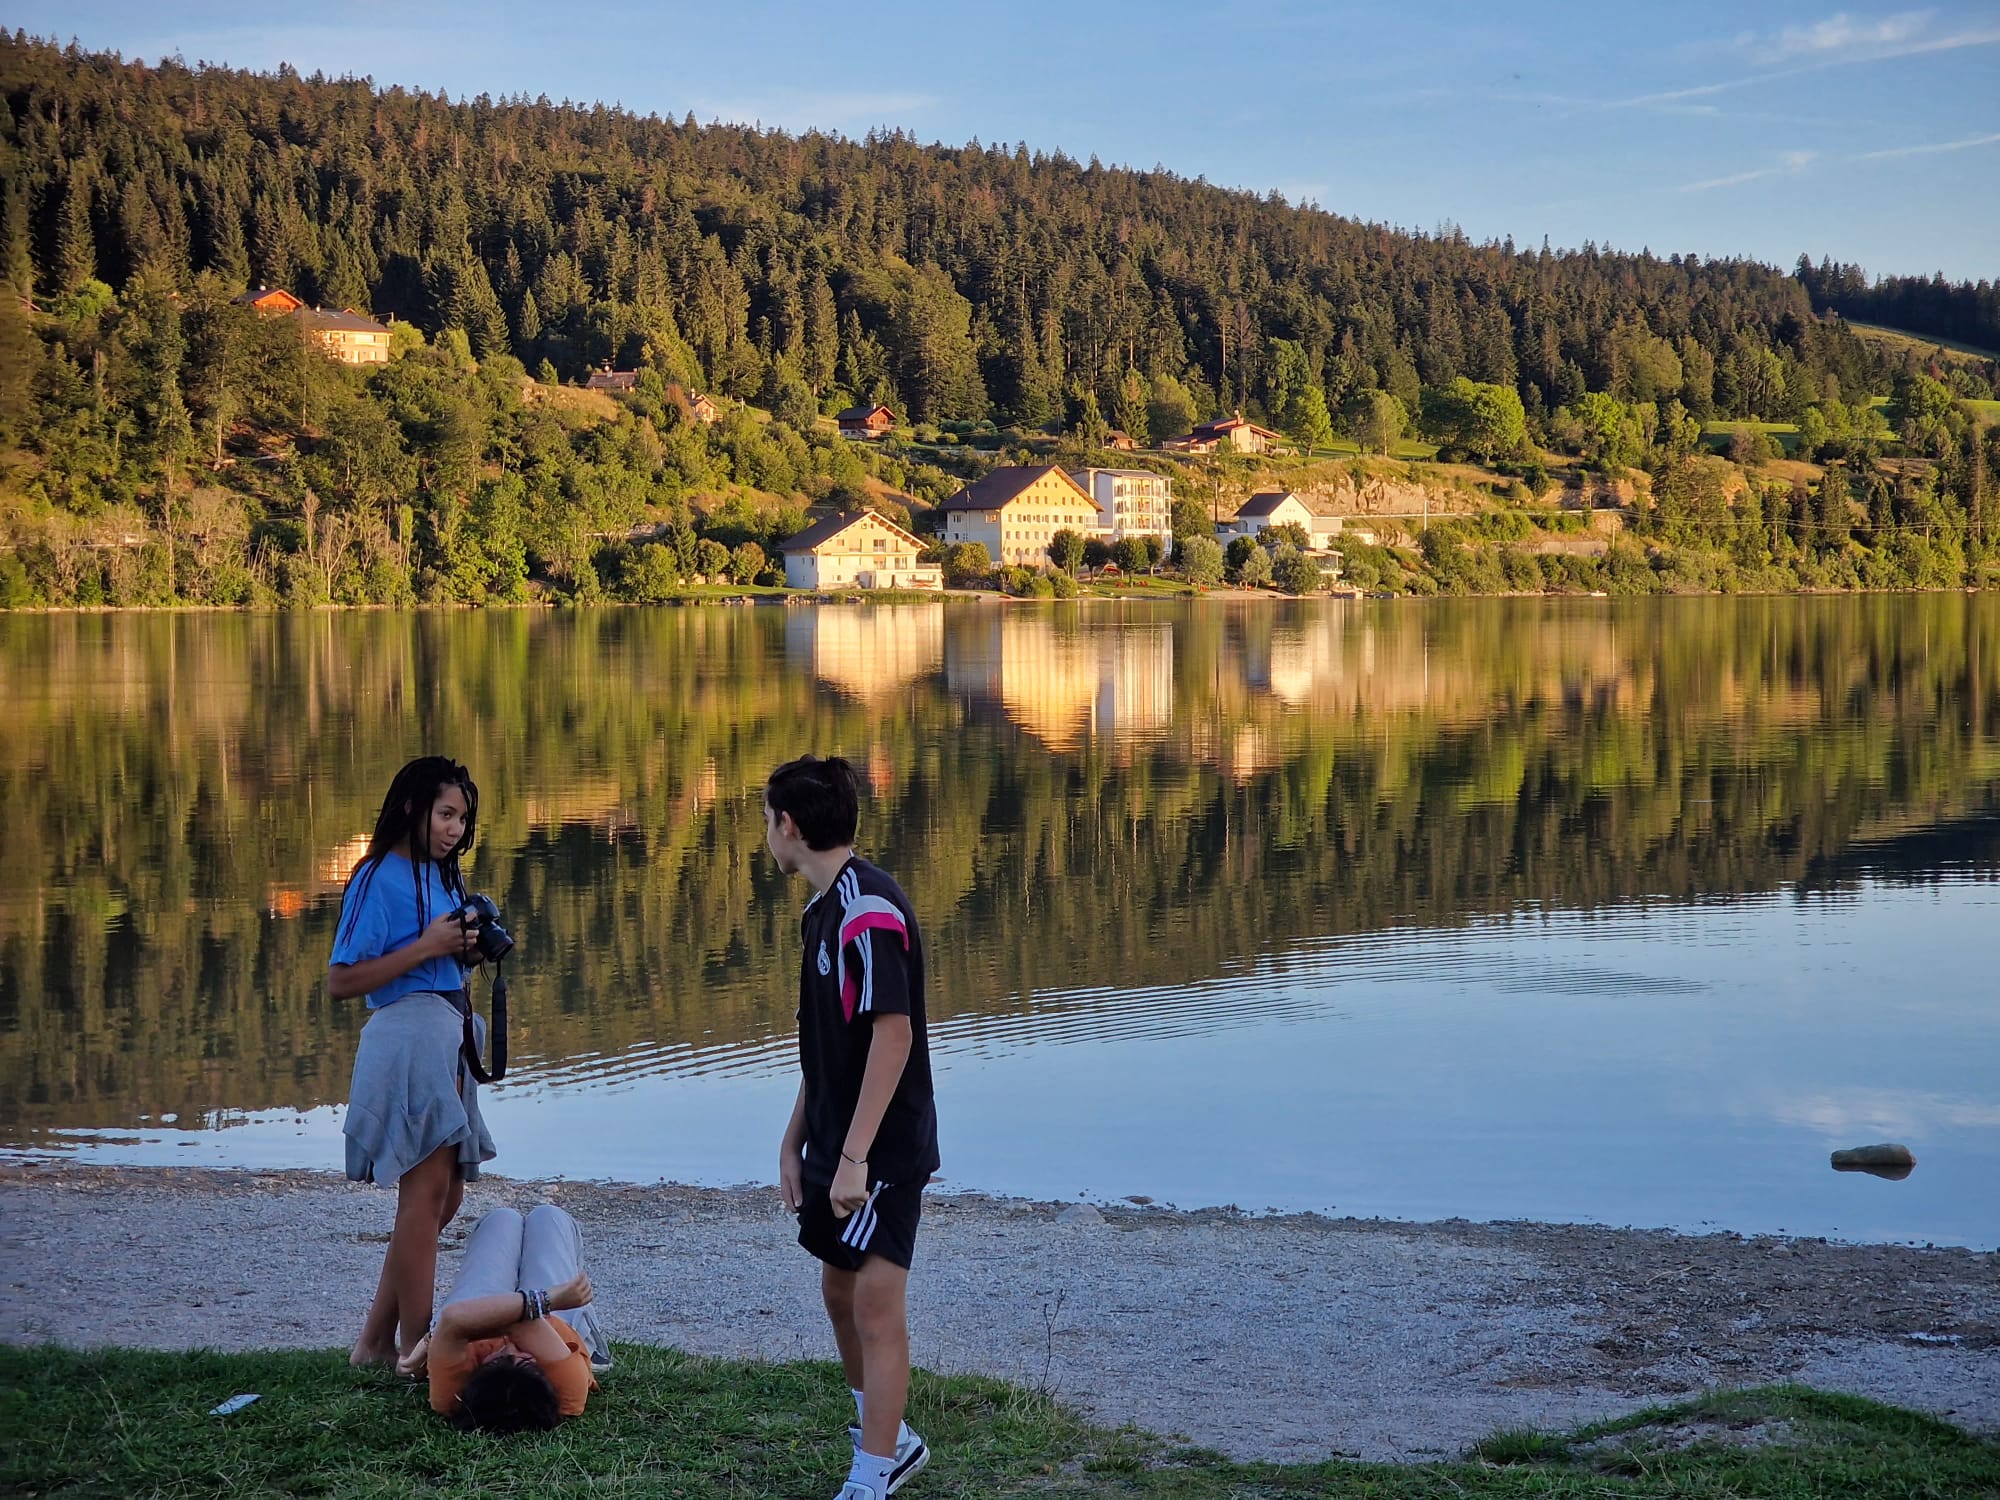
[941,613,1174,750]
[786,605,947,702]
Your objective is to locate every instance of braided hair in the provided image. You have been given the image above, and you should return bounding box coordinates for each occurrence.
[337,756,479,945]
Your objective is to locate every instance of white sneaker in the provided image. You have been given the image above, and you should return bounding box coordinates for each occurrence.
[844,1426,931,1495]
[834,1485,880,1500]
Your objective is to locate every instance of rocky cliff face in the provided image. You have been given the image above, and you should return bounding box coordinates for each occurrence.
[1208,459,1641,533]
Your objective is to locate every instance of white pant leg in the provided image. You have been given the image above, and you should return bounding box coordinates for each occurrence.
[442,1206,525,1309]
[518,1203,611,1368]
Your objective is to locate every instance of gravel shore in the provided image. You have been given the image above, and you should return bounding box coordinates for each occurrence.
[3,1163,1994,1462]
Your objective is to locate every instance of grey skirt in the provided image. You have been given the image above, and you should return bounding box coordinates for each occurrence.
[343,991,497,1186]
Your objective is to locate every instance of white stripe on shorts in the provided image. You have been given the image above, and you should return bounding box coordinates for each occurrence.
[840,1184,884,1249]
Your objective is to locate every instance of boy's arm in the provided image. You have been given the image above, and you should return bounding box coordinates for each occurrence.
[830,1014,912,1216]
[778,1080,808,1212]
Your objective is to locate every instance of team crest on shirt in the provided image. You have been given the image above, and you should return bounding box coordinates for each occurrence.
[817,940,831,976]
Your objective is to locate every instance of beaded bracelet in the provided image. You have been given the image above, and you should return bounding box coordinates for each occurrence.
[518,1288,550,1321]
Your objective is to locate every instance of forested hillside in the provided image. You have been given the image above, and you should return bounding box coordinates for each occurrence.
[2,33,1997,605]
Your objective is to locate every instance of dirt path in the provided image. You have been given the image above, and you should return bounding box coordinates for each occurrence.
[3,1164,1993,1462]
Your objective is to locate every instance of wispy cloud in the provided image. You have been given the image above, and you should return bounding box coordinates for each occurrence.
[1619,13,2000,110]
[1857,130,2000,159]
[1678,150,1818,193]
[1749,9,1935,63]
[1761,1087,2000,1137]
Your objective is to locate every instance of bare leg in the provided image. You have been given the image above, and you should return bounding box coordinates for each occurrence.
[351,1251,401,1367]
[820,1263,865,1390]
[387,1142,458,1355]
[852,1257,911,1459]
[440,1165,464,1232]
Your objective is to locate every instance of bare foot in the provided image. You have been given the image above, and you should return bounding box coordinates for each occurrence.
[349,1337,398,1368]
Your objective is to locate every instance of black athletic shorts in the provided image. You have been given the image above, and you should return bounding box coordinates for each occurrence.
[797,1178,923,1270]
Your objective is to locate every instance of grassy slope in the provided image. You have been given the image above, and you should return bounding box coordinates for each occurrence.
[3,1345,1996,1499]
[1845,320,2000,366]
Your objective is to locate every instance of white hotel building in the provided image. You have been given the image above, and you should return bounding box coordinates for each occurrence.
[1070,467,1174,548]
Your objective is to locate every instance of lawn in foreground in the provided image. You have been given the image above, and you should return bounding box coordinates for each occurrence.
[3,1344,1996,1498]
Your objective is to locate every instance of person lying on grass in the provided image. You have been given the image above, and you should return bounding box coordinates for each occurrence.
[397,1204,609,1433]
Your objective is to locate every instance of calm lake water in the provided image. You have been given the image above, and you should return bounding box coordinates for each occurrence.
[3,598,1996,1246]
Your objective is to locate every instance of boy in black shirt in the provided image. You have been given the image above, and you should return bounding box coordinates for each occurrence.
[764,755,939,1500]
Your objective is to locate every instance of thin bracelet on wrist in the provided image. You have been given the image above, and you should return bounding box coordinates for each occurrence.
[841,1151,867,1165]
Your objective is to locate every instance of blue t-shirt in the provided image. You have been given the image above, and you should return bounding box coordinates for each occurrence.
[331,852,468,1008]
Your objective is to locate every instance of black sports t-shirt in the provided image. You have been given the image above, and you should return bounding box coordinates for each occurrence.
[796,857,939,1188]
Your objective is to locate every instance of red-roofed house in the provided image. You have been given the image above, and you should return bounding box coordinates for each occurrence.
[837,404,896,439]
[1183,412,1284,455]
[234,287,304,314]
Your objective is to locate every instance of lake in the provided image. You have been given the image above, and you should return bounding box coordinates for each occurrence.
[2,597,1996,1247]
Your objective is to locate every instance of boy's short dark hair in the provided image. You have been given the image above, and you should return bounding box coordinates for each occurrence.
[453,1357,561,1434]
[766,755,861,851]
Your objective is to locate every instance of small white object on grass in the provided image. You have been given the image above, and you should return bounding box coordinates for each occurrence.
[209,1393,261,1416]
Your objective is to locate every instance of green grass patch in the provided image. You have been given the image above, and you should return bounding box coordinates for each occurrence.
[1847,320,2000,365]
[1700,420,1803,457]
[1965,399,2000,423]
[1083,576,1199,597]
[651,583,793,600]
[5,1346,1998,1498]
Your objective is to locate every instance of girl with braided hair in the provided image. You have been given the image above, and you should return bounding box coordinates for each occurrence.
[329,755,496,1367]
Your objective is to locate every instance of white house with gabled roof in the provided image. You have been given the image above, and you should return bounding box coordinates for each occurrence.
[1222,491,1343,548]
[779,511,940,590]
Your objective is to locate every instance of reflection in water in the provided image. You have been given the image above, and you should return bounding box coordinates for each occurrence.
[2,598,1998,1240]
[787,605,944,703]
[944,611,1174,749]
[1834,1161,1917,1182]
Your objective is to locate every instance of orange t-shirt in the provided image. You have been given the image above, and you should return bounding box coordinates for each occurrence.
[429,1314,597,1418]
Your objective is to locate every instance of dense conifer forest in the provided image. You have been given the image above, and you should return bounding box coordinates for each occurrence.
[2,33,1996,604]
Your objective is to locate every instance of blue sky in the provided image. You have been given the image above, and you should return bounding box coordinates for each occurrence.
[21,1,2000,281]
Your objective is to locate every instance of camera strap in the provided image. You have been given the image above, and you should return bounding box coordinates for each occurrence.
[452,967,508,1085]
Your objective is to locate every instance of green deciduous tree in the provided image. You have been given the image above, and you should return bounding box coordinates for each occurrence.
[1112,535,1150,573]
[1171,495,1211,540]
[1421,377,1527,462]
[1179,533,1224,586]
[1288,383,1335,454]
[1272,545,1322,595]
[1146,373,1199,445]
[1048,528,1087,574]
[1235,541,1273,586]
[1345,389,1406,455]
[941,541,991,587]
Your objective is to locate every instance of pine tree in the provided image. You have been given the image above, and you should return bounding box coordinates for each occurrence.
[55,169,96,298]
[0,175,34,299]
[1113,368,1147,444]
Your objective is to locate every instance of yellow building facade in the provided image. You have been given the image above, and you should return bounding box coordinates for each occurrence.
[939,466,1103,567]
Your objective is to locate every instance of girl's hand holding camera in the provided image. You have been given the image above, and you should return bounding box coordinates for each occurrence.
[422,911,480,961]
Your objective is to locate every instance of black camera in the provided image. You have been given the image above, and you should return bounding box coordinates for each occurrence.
[458,894,515,964]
